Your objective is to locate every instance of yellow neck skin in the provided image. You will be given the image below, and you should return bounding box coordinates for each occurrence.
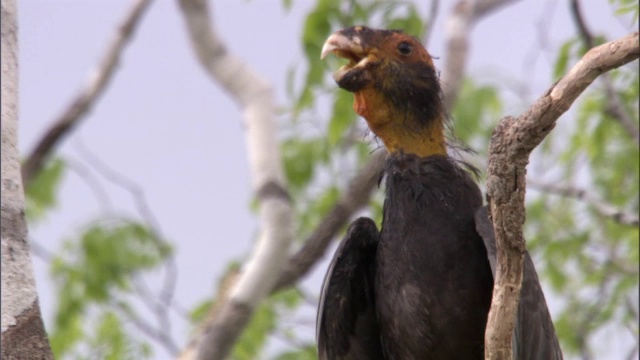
[354,90,446,157]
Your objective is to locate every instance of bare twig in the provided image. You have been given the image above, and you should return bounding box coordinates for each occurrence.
[441,0,521,111]
[28,240,55,263]
[484,32,639,359]
[74,140,174,246]
[74,139,181,353]
[423,0,440,46]
[570,0,595,49]
[74,139,167,240]
[65,158,114,213]
[177,0,294,358]
[115,302,181,356]
[21,0,153,186]
[528,179,639,227]
[570,0,640,145]
[602,78,639,146]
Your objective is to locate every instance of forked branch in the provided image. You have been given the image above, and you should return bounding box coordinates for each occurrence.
[21,0,152,186]
[484,31,639,359]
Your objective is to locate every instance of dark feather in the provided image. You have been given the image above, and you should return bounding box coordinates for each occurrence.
[374,153,493,358]
[475,206,564,360]
[317,217,384,360]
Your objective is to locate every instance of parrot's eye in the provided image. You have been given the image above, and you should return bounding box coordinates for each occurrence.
[398,42,413,56]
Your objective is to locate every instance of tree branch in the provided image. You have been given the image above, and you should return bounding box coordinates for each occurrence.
[441,0,521,111]
[528,179,640,227]
[484,31,639,359]
[21,0,153,187]
[423,0,440,46]
[570,0,640,146]
[116,301,181,356]
[176,1,294,359]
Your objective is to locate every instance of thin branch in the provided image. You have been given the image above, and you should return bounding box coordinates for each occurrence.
[29,240,55,263]
[570,0,595,49]
[74,138,168,240]
[528,179,639,227]
[65,158,114,213]
[74,139,181,352]
[602,77,640,146]
[484,32,639,359]
[115,301,181,356]
[570,0,640,146]
[21,0,153,186]
[176,0,294,359]
[441,0,521,111]
[573,250,616,360]
[273,150,386,292]
[423,0,440,46]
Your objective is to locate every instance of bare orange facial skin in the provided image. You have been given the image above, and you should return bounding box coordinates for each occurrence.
[322,26,446,157]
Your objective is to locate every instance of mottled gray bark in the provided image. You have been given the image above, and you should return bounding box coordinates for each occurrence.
[1,0,53,358]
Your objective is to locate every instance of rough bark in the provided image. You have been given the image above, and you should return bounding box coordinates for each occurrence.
[1,0,54,357]
[484,31,639,360]
[21,0,153,187]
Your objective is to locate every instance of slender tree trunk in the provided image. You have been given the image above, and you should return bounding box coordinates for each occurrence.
[1,0,54,358]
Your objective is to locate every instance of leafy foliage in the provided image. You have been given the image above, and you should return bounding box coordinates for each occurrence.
[24,157,65,221]
[451,78,503,154]
[48,218,172,359]
[609,0,640,23]
[232,289,303,359]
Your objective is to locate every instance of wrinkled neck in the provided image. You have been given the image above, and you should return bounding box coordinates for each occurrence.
[354,90,446,157]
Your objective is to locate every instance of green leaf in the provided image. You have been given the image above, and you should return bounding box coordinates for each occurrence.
[49,218,172,357]
[386,5,425,37]
[327,90,356,146]
[281,0,293,12]
[281,138,327,191]
[232,299,278,360]
[451,78,502,150]
[25,157,65,221]
[553,39,578,80]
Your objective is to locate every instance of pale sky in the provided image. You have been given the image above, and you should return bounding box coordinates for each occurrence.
[18,1,633,359]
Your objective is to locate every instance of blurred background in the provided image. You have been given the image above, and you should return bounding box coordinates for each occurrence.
[19,0,638,359]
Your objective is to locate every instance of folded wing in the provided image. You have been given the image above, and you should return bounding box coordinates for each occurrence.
[474,206,563,360]
[316,217,384,360]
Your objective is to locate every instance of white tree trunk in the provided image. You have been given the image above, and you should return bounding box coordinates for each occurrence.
[1,0,53,358]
